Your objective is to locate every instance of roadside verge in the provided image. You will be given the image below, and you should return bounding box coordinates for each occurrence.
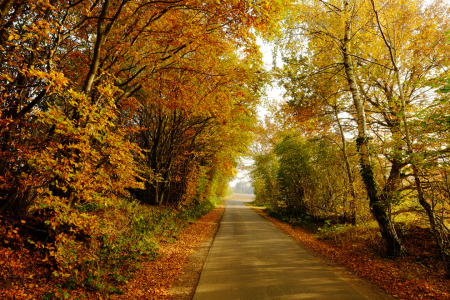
[166,204,225,299]
[246,204,404,300]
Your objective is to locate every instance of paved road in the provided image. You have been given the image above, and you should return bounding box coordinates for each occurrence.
[193,196,368,300]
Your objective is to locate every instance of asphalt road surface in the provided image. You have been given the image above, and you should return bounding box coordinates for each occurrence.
[193,195,368,300]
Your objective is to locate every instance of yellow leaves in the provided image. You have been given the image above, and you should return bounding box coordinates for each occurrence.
[2,73,14,82]
[26,68,69,93]
[0,0,275,294]
[7,32,20,41]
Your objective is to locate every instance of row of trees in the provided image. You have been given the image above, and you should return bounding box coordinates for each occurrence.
[251,0,450,278]
[0,0,287,273]
[252,133,362,222]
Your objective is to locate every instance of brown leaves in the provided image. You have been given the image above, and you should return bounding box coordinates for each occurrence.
[0,204,224,299]
[108,206,224,300]
[253,207,450,300]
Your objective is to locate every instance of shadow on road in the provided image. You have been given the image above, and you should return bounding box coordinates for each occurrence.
[193,199,367,300]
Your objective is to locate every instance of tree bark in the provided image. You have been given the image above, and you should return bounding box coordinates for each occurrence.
[83,0,111,94]
[370,0,450,275]
[342,0,406,256]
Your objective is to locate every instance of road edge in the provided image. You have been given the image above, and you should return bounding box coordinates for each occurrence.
[246,204,396,300]
[167,203,226,300]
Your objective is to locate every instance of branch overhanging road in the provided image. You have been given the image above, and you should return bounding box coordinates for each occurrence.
[193,194,369,300]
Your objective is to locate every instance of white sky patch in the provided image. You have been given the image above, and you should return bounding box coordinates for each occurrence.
[258,37,285,116]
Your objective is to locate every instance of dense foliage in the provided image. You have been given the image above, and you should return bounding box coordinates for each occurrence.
[0,0,285,298]
[251,0,450,278]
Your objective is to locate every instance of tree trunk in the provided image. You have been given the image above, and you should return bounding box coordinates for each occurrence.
[381,156,402,206]
[369,0,450,275]
[342,0,406,256]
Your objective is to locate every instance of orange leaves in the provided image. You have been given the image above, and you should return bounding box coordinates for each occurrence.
[254,207,450,300]
[112,206,224,300]
[0,0,275,211]
[0,0,278,296]
[27,68,69,92]
[0,201,221,299]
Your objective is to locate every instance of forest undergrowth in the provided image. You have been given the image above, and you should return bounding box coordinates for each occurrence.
[248,204,450,300]
[0,199,222,299]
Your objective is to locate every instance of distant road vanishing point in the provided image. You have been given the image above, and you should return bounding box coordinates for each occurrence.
[193,194,370,300]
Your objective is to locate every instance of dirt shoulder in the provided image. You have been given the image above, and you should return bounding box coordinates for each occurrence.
[297,238,396,300]
[245,204,396,300]
[167,203,225,300]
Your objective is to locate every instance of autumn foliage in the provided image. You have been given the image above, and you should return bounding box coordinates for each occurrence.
[0,0,284,298]
[5,0,450,298]
[250,0,450,287]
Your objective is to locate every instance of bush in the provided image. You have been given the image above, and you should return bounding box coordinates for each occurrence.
[266,207,320,231]
[35,198,216,298]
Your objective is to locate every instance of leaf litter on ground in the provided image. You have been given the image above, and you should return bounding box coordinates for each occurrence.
[249,206,450,300]
[0,204,224,299]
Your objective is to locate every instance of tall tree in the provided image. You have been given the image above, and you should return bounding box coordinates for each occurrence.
[369,0,450,276]
[276,0,407,256]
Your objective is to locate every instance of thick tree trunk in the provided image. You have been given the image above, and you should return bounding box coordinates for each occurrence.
[369,0,450,275]
[380,152,401,198]
[83,0,110,94]
[342,0,406,256]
